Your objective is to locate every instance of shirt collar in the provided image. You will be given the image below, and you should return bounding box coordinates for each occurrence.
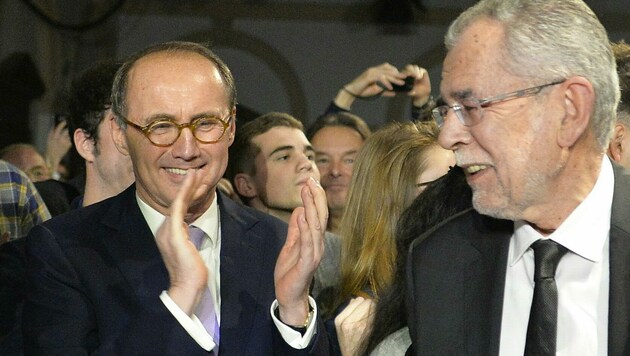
[510,156,613,265]
[136,191,220,247]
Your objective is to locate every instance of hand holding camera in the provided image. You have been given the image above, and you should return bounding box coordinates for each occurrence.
[400,64,432,107]
[332,63,433,113]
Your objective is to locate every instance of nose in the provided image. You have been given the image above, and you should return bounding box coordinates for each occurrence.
[297,152,314,172]
[329,159,342,177]
[170,127,201,160]
[437,109,472,151]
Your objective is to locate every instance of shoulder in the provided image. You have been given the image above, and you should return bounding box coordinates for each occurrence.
[612,161,630,206]
[408,208,512,269]
[27,186,136,246]
[0,161,41,203]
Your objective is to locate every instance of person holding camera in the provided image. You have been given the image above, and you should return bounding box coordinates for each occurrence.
[321,63,436,122]
[307,63,436,238]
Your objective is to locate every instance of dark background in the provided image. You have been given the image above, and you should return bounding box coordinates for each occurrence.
[0,0,627,150]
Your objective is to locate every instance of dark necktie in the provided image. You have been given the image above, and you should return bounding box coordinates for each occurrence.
[524,239,568,356]
[188,226,220,346]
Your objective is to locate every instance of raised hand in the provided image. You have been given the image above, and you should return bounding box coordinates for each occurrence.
[45,120,71,177]
[274,177,328,325]
[401,64,432,107]
[334,63,408,109]
[155,170,208,315]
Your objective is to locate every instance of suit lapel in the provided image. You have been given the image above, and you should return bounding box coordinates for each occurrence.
[100,185,169,306]
[464,211,512,356]
[217,194,269,348]
[608,163,630,355]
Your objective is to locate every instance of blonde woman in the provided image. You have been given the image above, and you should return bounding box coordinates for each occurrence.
[321,120,455,356]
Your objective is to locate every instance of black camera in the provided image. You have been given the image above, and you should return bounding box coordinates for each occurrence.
[379,76,415,92]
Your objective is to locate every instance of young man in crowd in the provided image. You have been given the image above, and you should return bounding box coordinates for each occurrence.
[228,112,341,298]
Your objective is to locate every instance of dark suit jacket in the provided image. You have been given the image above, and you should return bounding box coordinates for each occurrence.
[0,237,26,355]
[23,185,328,355]
[406,162,630,356]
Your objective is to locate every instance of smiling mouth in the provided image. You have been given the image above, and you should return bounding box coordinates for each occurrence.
[165,167,201,175]
[464,165,490,175]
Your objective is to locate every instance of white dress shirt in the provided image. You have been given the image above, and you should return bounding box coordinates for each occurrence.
[499,157,613,356]
[136,191,317,351]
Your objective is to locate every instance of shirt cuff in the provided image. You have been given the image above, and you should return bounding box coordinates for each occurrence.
[270,296,318,349]
[160,290,216,351]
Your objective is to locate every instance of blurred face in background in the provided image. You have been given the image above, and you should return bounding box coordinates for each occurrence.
[1,145,51,182]
[311,126,364,213]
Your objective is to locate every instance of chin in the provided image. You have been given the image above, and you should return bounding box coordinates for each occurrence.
[193,185,215,200]
[472,193,515,220]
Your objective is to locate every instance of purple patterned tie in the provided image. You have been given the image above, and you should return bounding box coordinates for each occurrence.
[188,225,220,346]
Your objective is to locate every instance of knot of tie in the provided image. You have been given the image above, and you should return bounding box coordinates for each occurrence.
[188,225,206,250]
[531,239,568,280]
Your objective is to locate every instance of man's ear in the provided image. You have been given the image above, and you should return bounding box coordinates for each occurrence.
[557,76,595,148]
[110,116,130,156]
[233,173,258,198]
[227,112,236,146]
[608,123,625,163]
[73,129,96,163]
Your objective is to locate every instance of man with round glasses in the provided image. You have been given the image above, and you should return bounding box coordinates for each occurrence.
[121,114,232,147]
[406,0,630,355]
[23,41,329,355]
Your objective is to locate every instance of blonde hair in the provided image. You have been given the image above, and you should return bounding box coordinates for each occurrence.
[336,121,441,304]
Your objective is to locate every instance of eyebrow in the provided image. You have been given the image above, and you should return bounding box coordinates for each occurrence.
[190,111,226,120]
[269,144,314,157]
[450,88,475,101]
[141,111,226,123]
[314,149,359,156]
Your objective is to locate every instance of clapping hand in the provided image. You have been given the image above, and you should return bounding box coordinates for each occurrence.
[274,178,328,325]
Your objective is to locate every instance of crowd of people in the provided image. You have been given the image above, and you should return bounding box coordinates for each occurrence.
[1,0,630,355]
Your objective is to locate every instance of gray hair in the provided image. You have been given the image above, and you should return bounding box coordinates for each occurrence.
[613,41,630,127]
[445,0,619,149]
[111,41,237,128]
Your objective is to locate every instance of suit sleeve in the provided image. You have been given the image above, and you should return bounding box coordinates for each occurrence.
[22,225,208,356]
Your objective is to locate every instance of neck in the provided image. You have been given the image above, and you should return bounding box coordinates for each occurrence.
[327,208,343,235]
[136,184,215,224]
[248,199,293,223]
[83,169,120,206]
[521,150,603,233]
[267,208,292,223]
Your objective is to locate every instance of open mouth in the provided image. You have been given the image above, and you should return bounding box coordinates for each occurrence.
[165,167,202,175]
[464,164,490,175]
